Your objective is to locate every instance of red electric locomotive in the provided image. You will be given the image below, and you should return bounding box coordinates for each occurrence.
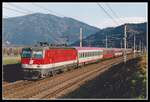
[21,47,77,79]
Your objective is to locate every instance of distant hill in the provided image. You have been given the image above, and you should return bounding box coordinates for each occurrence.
[71,22,147,48]
[2,13,100,46]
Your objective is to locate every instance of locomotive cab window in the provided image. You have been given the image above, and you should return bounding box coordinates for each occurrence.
[21,50,32,58]
[32,51,43,58]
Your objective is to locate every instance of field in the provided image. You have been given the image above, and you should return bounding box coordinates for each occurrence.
[3,56,21,65]
[2,47,22,65]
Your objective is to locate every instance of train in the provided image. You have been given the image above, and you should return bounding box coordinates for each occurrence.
[21,47,133,80]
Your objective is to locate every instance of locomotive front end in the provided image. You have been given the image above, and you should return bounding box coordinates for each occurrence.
[21,48,44,80]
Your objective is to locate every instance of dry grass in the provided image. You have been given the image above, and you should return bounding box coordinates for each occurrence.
[3,56,21,65]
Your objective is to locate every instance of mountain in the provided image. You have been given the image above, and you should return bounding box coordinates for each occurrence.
[2,13,100,46]
[71,22,147,48]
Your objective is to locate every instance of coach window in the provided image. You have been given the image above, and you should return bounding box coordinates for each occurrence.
[82,53,84,58]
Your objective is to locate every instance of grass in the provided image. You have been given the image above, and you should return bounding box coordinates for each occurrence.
[130,53,147,99]
[3,55,21,65]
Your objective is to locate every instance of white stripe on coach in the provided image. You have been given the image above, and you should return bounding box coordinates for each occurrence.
[22,60,77,69]
[78,50,103,53]
[78,55,103,63]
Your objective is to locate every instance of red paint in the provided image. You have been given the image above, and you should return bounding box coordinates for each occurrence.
[44,48,77,64]
[21,48,77,65]
[103,54,114,59]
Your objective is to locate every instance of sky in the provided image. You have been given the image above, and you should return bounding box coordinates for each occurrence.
[3,2,147,29]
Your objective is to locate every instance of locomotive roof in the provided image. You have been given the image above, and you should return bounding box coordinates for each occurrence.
[23,47,76,50]
[22,46,132,51]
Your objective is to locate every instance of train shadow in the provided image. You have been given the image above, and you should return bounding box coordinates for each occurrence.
[3,64,24,82]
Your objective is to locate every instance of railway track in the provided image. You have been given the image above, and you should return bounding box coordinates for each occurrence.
[3,80,27,88]
[3,55,120,97]
[32,55,135,99]
[33,58,123,99]
[3,54,136,99]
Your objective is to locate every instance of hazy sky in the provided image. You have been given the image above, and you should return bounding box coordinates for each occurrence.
[3,2,147,28]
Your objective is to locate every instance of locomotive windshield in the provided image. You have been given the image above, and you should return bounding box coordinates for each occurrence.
[21,48,43,58]
[22,50,32,58]
[32,51,43,58]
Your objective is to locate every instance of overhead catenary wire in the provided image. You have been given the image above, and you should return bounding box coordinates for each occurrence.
[97,3,119,26]
[105,3,140,51]
[3,15,10,18]
[105,3,125,24]
[3,6,28,14]
[7,3,33,14]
